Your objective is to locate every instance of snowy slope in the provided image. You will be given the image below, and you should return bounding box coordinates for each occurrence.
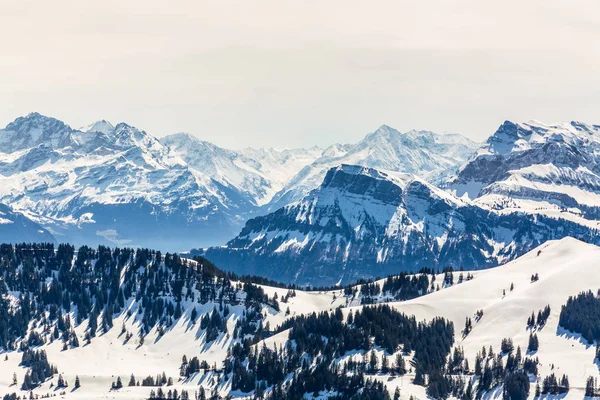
[161,133,322,206]
[266,125,479,211]
[380,237,600,399]
[248,238,600,400]
[0,243,466,400]
[2,239,598,399]
[449,120,600,228]
[198,164,599,285]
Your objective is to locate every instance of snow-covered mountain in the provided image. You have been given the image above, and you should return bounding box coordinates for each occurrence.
[197,164,599,285]
[449,120,600,229]
[266,125,479,211]
[0,113,264,251]
[161,133,322,206]
[0,113,482,252]
[0,203,55,244]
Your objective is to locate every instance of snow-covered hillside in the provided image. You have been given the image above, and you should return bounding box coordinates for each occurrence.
[449,120,600,229]
[266,125,479,211]
[198,164,599,285]
[2,239,600,399]
[0,242,456,400]
[383,237,600,399]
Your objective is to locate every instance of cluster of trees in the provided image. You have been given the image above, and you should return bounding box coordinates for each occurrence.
[225,304,454,398]
[500,338,514,354]
[526,305,551,329]
[586,376,600,397]
[347,268,476,306]
[527,333,539,352]
[357,272,431,304]
[502,371,529,400]
[559,290,600,343]
[180,355,212,378]
[147,388,191,399]
[0,242,282,356]
[20,349,57,390]
[468,341,538,400]
[540,373,569,395]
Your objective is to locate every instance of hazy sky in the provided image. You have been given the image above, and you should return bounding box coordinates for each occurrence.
[1,0,599,149]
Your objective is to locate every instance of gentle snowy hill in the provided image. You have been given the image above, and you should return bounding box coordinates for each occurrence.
[197,164,599,285]
[382,237,600,399]
[449,120,600,230]
[266,125,479,211]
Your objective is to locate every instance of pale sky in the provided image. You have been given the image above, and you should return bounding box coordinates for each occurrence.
[1,0,599,149]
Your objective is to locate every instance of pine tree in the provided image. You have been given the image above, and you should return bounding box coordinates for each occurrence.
[74,375,81,389]
[464,379,474,400]
[369,350,378,372]
[394,387,401,400]
[381,355,389,373]
[528,333,539,352]
[395,353,406,375]
[586,376,596,397]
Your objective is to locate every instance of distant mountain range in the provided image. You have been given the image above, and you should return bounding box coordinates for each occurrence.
[0,112,477,250]
[195,120,600,285]
[196,164,599,285]
[4,112,600,283]
[266,125,479,211]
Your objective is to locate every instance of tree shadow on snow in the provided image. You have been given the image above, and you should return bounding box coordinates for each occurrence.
[555,326,594,349]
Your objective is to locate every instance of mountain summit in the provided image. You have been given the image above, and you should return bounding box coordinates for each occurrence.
[265,125,479,211]
[449,120,600,227]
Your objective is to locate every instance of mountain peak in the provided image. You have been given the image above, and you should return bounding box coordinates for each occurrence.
[1,112,75,153]
[5,112,70,132]
[367,124,402,138]
[321,164,413,193]
[81,120,115,135]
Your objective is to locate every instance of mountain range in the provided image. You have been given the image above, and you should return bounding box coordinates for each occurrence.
[195,119,600,285]
[4,112,600,287]
[197,164,599,285]
[0,112,477,251]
